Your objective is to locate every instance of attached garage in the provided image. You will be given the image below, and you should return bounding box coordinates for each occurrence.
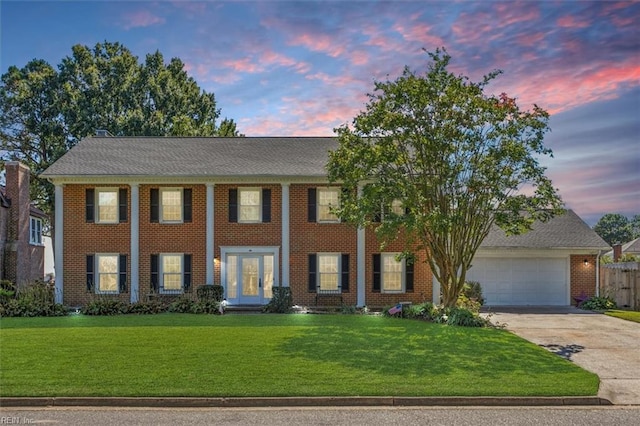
[466,256,568,306]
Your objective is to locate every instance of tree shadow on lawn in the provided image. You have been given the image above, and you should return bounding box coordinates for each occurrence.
[279,320,583,379]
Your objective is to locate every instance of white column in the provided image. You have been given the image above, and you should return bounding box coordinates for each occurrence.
[206,183,215,285]
[54,184,64,304]
[281,183,290,287]
[356,185,366,307]
[130,183,139,303]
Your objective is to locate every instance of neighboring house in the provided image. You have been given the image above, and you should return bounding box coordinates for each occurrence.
[0,162,47,285]
[464,210,610,305]
[604,238,640,261]
[42,136,606,307]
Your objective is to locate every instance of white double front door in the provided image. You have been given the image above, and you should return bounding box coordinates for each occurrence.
[222,248,277,305]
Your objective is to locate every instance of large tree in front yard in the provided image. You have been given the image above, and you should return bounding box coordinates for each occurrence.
[327,48,563,307]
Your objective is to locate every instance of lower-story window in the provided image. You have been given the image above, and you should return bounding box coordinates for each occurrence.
[151,253,192,294]
[86,254,127,294]
[308,253,350,293]
[373,253,414,293]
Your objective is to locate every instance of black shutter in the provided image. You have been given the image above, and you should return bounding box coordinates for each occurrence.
[307,188,317,222]
[372,254,381,293]
[373,209,382,223]
[341,254,349,292]
[150,189,159,223]
[119,254,127,292]
[183,188,192,223]
[151,254,159,292]
[184,254,192,292]
[405,260,414,293]
[229,189,238,223]
[308,254,317,292]
[262,188,271,223]
[119,188,127,223]
[86,255,94,292]
[85,189,95,223]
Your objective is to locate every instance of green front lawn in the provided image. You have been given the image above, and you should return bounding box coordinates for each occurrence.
[0,314,598,397]
[606,310,640,323]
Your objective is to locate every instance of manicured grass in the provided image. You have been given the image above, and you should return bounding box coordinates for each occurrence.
[0,314,598,397]
[606,310,640,323]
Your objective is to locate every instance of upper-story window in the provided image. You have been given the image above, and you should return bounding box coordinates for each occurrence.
[239,188,261,222]
[150,188,192,224]
[161,188,182,222]
[308,187,340,223]
[96,188,118,223]
[29,216,43,245]
[391,199,405,216]
[228,188,271,223]
[86,188,127,224]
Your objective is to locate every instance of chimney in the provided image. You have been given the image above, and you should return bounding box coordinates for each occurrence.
[95,129,114,137]
[613,244,622,262]
[4,162,31,284]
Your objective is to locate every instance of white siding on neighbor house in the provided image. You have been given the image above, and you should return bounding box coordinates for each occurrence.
[465,250,570,306]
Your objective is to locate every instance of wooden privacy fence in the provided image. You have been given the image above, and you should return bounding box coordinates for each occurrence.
[600,262,640,310]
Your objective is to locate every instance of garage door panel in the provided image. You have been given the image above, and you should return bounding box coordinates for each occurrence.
[466,257,568,306]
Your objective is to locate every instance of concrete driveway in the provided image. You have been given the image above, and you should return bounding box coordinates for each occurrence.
[485,307,640,405]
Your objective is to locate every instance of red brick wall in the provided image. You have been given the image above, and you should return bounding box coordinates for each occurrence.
[213,184,282,285]
[139,184,207,299]
[570,254,597,304]
[289,184,357,306]
[364,227,432,308]
[62,184,131,306]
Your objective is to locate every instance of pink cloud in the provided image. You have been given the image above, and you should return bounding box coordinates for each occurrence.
[394,22,444,48]
[516,32,546,48]
[120,10,165,30]
[493,2,540,27]
[289,33,346,58]
[556,15,591,28]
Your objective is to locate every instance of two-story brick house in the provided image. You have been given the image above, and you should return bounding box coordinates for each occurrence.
[42,135,609,308]
[41,136,432,307]
[1,162,47,285]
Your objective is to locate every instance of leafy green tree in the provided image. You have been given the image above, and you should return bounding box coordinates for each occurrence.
[327,48,563,307]
[593,213,633,246]
[1,41,241,219]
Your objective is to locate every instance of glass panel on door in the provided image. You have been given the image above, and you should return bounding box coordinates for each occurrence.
[241,257,260,297]
[263,255,274,299]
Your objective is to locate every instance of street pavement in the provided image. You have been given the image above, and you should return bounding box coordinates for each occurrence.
[1,406,640,426]
[486,307,640,405]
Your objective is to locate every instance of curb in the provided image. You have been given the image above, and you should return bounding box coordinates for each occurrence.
[0,396,612,408]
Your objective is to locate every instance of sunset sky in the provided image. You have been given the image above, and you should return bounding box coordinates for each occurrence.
[1,0,638,226]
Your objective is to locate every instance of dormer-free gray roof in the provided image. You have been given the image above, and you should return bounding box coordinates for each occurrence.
[480,210,610,250]
[41,136,339,178]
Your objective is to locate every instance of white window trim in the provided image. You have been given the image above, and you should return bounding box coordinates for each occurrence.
[95,187,119,224]
[317,252,341,293]
[381,252,405,294]
[29,216,43,245]
[238,187,262,223]
[317,187,341,223]
[160,188,183,224]
[95,253,120,295]
[160,253,184,294]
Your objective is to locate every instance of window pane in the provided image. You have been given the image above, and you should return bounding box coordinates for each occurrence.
[97,190,118,222]
[318,189,339,221]
[240,190,260,205]
[263,255,273,298]
[319,255,338,273]
[382,254,403,292]
[97,255,118,292]
[320,274,338,291]
[163,274,182,290]
[227,255,237,298]
[391,199,404,216]
[99,273,118,292]
[240,206,260,221]
[163,255,182,273]
[162,190,182,221]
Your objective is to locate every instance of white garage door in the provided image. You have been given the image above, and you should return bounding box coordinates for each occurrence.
[466,257,568,306]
